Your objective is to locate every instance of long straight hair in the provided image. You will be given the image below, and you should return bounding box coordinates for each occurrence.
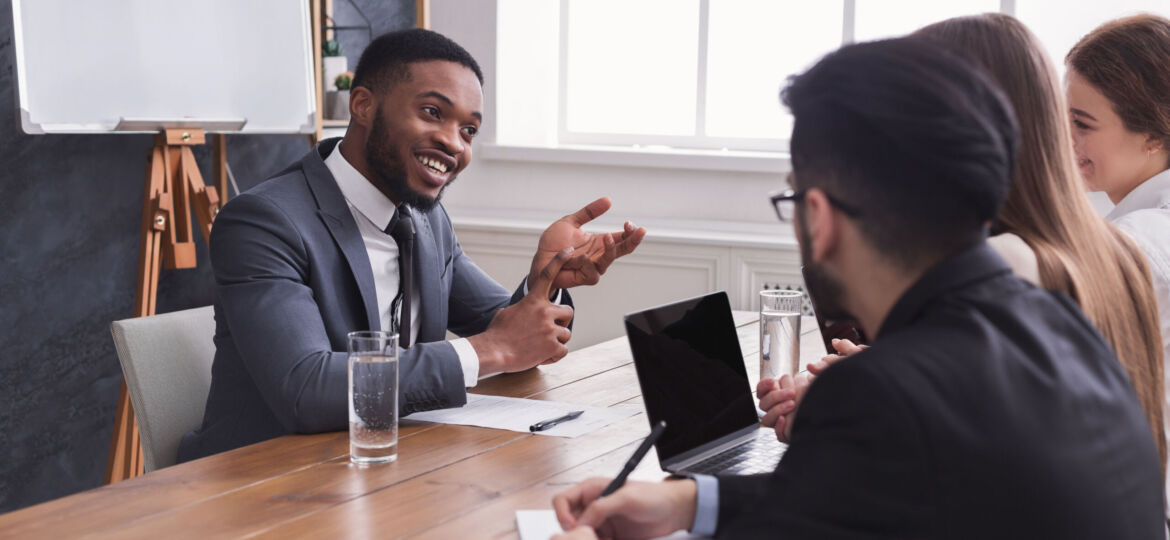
[916,14,1167,475]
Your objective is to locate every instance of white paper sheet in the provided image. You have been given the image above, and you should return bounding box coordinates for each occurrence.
[406,394,638,437]
[516,509,564,540]
[516,510,705,539]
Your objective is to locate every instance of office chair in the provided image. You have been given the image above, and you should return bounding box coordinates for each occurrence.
[110,305,215,472]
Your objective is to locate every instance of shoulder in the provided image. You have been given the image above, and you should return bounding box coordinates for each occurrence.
[1114,208,1170,243]
[211,167,319,250]
[1114,209,1170,275]
[986,233,1039,286]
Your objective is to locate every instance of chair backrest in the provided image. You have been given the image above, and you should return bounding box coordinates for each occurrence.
[110,305,215,472]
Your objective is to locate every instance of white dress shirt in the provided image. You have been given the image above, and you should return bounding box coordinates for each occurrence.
[324,146,482,387]
[1108,167,1170,520]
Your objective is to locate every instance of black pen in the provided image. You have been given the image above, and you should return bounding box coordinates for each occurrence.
[530,410,584,432]
[600,420,668,497]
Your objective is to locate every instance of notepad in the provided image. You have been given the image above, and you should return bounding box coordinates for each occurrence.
[406,394,638,438]
[515,510,704,539]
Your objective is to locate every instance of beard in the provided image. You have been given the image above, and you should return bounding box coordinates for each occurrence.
[365,107,456,212]
[797,210,851,322]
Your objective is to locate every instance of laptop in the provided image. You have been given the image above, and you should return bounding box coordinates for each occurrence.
[624,291,786,476]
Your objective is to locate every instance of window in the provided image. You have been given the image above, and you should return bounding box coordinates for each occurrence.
[1014,0,1170,81]
[496,0,1170,153]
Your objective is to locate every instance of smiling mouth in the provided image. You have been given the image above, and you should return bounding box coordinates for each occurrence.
[415,154,449,175]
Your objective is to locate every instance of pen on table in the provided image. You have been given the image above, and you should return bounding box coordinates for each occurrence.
[600,420,668,497]
[529,410,584,432]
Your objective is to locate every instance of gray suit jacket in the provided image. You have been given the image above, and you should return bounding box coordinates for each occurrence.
[178,139,565,462]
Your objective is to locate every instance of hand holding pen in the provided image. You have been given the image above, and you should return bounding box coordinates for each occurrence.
[553,421,693,537]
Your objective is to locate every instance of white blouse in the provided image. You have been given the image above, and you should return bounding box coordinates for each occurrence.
[1108,167,1170,520]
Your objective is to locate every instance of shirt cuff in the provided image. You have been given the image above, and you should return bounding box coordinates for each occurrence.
[690,474,719,536]
[450,338,480,388]
[522,278,563,304]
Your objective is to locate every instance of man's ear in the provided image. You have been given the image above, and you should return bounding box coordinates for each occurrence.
[349,86,377,128]
[803,188,839,263]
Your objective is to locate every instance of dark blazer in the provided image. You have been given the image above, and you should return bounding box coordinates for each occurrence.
[717,243,1164,539]
[178,139,567,462]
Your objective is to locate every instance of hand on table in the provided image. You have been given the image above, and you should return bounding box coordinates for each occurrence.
[820,338,867,366]
[552,477,697,540]
[529,198,647,291]
[469,248,576,375]
[757,338,863,442]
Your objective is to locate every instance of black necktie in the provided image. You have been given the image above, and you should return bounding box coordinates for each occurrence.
[385,206,415,348]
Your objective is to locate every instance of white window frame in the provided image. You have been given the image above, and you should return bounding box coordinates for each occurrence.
[554,0,1018,153]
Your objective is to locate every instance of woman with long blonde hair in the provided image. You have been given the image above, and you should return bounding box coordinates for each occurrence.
[912,14,1166,481]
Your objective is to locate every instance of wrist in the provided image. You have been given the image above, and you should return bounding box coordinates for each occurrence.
[673,478,699,532]
[468,333,507,376]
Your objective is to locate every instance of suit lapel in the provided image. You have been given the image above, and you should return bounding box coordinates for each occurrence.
[304,139,381,332]
[413,212,444,342]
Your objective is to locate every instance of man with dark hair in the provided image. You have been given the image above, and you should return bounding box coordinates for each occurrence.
[551,38,1163,539]
[178,29,646,461]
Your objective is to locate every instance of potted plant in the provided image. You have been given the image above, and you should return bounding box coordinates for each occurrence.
[323,39,349,120]
[328,71,354,121]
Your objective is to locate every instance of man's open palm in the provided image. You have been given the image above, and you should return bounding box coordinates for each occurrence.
[530,197,647,290]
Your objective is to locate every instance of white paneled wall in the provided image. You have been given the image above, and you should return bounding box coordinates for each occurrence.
[453,220,802,349]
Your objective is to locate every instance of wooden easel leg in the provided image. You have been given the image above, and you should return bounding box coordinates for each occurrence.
[106,130,216,483]
[182,147,219,243]
[105,382,136,483]
[106,143,171,483]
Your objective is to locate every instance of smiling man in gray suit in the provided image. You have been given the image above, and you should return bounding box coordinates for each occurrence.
[178,29,646,462]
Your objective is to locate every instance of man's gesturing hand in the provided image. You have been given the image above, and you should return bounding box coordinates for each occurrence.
[470,247,577,376]
[530,198,647,291]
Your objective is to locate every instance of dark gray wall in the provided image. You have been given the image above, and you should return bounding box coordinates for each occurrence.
[0,0,413,512]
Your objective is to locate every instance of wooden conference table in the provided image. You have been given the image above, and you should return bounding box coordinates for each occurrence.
[0,312,825,539]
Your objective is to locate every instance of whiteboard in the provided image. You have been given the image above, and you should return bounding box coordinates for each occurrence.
[11,0,317,134]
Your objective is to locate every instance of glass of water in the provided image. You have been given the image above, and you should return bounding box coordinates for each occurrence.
[760,290,802,381]
[348,330,399,465]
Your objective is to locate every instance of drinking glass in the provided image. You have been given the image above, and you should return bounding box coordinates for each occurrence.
[759,290,802,381]
[348,331,399,465]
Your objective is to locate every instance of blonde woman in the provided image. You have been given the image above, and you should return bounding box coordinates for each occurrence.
[773,14,1166,479]
[920,12,1166,473]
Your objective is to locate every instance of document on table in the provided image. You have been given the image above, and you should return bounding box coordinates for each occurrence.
[407,394,639,438]
[516,510,705,539]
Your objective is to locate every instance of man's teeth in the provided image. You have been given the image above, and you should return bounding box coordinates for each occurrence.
[416,155,448,173]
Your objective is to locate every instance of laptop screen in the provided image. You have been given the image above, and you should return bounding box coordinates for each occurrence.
[624,291,760,463]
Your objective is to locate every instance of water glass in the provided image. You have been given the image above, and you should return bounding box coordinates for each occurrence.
[759,290,802,381]
[348,330,399,465]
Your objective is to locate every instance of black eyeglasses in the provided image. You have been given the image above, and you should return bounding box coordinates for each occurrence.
[769,173,861,223]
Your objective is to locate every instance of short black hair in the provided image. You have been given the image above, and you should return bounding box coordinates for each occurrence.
[352,28,484,94]
[782,37,1017,267]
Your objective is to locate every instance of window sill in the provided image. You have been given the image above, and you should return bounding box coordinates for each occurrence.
[449,207,796,250]
[479,143,790,174]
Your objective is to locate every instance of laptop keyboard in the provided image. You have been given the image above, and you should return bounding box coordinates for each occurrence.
[685,432,785,475]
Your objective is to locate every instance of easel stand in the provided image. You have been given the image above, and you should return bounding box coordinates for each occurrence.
[106,129,222,483]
